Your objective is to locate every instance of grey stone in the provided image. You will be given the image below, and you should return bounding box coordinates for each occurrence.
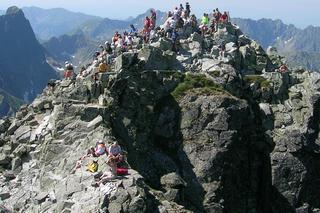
[161,173,187,189]
[87,115,103,129]
[0,192,10,200]
[34,192,49,204]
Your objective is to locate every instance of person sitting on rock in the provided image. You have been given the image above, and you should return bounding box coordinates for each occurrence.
[47,79,56,94]
[220,11,229,23]
[112,31,120,45]
[129,24,138,37]
[185,2,191,17]
[108,141,123,164]
[93,51,100,61]
[190,14,198,28]
[64,61,74,80]
[88,140,108,158]
[98,62,108,73]
[279,64,288,73]
[92,158,117,187]
[125,36,134,51]
[72,140,108,173]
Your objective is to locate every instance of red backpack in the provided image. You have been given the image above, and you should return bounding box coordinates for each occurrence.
[116,167,128,175]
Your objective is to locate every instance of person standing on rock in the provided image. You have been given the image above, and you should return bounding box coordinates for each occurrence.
[220,11,229,23]
[171,29,179,53]
[150,9,157,30]
[219,41,226,59]
[200,13,209,36]
[185,2,191,17]
[64,61,74,80]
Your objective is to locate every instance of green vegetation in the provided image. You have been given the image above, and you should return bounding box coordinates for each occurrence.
[243,75,270,88]
[210,70,221,77]
[171,73,228,99]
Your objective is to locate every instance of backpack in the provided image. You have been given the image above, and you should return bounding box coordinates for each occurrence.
[87,161,98,173]
[116,167,128,175]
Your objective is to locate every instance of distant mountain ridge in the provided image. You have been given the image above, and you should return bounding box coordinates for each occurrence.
[43,31,98,68]
[80,9,167,40]
[21,6,102,40]
[0,6,56,116]
[232,18,320,71]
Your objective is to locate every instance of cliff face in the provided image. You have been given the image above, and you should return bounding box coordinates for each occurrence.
[0,6,56,105]
[0,22,320,213]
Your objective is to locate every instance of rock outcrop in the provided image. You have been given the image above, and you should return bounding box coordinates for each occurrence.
[0,21,320,213]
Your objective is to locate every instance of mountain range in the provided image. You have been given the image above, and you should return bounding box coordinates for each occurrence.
[232,18,320,71]
[0,6,56,116]
[22,7,102,40]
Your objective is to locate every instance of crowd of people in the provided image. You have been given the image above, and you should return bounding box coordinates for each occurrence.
[63,3,290,82]
[63,3,293,188]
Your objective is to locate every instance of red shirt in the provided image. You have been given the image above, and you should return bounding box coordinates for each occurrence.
[221,14,228,22]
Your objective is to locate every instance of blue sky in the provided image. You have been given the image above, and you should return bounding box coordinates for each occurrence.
[0,0,318,28]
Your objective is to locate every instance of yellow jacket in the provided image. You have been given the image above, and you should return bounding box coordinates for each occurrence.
[99,63,108,73]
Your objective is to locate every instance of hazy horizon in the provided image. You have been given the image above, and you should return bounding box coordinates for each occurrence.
[0,0,319,28]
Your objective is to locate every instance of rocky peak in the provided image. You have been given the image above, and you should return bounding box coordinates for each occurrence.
[0,6,56,115]
[5,6,24,17]
[0,19,320,213]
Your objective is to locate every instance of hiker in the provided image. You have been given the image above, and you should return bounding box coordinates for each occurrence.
[144,16,151,32]
[98,62,108,73]
[108,141,123,164]
[179,4,184,12]
[72,140,108,173]
[126,36,134,50]
[64,61,74,80]
[93,51,100,61]
[99,45,105,53]
[214,8,222,23]
[105,41,113,54]
[176,16,184,30]
[171,29,179,53]
[92,158,117,187]
[279,64,288,73]
[129,24,138,37]
[220,11,229,23]
[173,7,179,20]
[150,9,157,30]
[209,17,217,34]
[185,2,191,17]
[112,31,120,45]
[219,41,226,59]
[190,14,198,28]
[87,140,108,158]
[47,79,56,94]
[200,13,209,35]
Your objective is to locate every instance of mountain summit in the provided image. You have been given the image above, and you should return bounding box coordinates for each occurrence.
[0,7,320,213]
